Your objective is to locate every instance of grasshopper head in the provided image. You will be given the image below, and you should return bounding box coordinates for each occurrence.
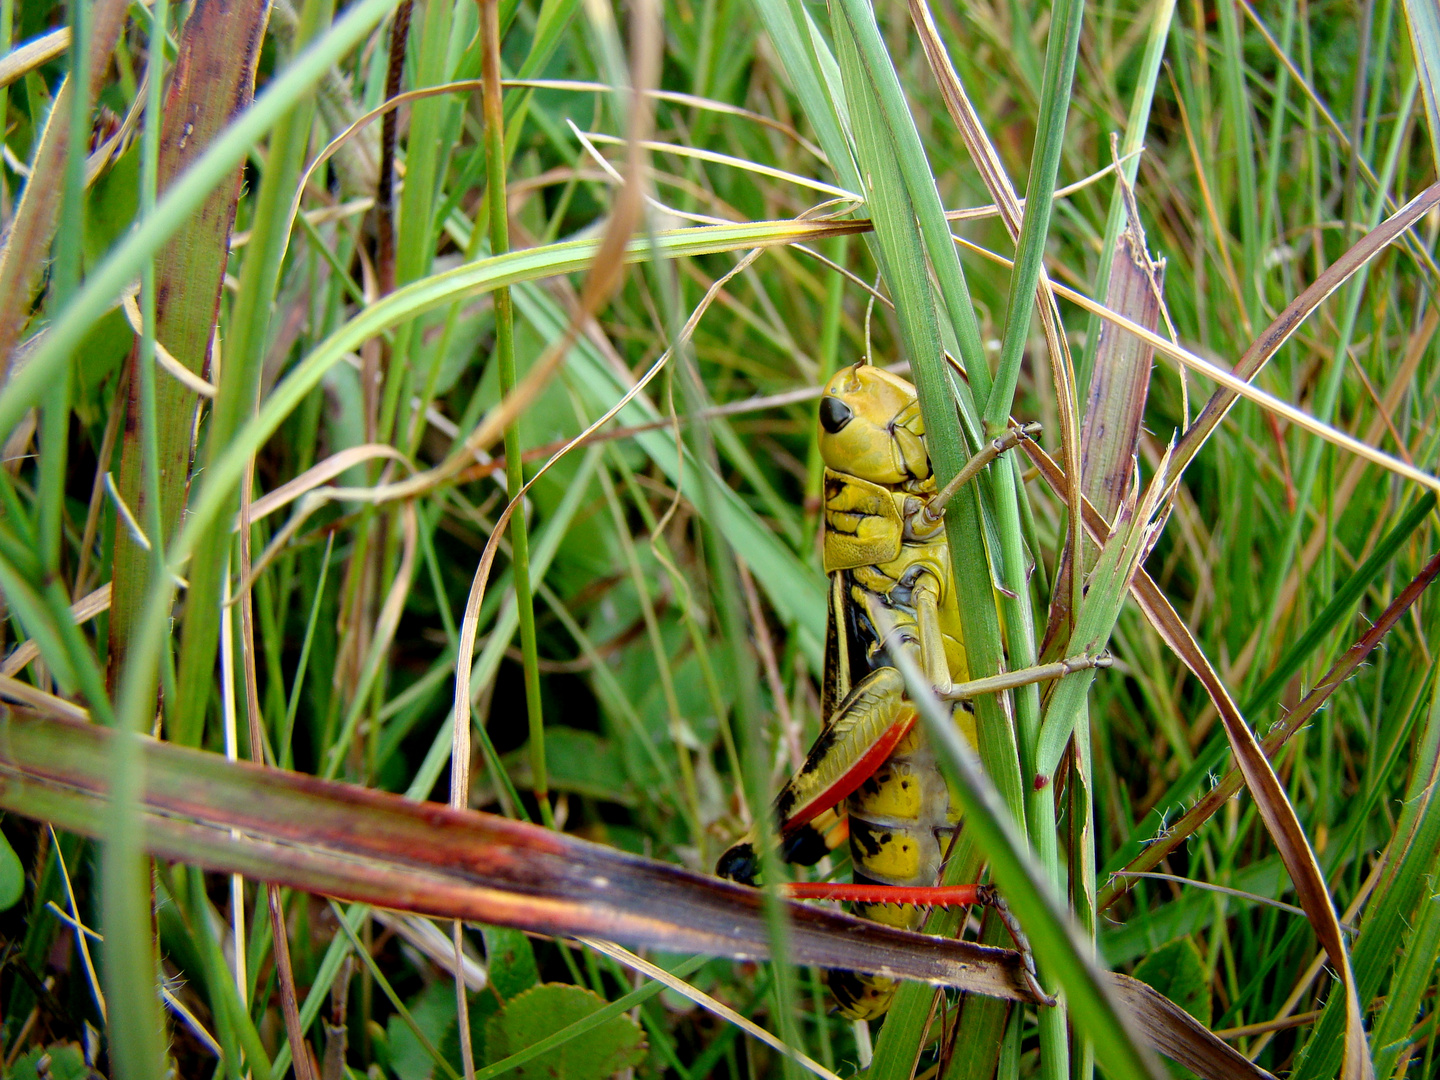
[817,364,932,486]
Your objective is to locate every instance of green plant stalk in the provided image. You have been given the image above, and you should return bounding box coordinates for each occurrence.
[1067,738,1096,1080]
[181,866,275,1080]
[1217,0,1261,326]
[1256,0,1297,300]
[829,13,1049,1070]
[38,0,90,573]
[830,3,1022,811]
[99,0,169,1072]
[832,0,990,431]
[169,0,334,748]
[673,348,803,1080]
[1371,874,1440,1079]
[1406,0,1440,171]
[127,0,177,1022]
[995,456,1070,1080]
[479,0,549,826]
[377,0,453,446]
[596,463,703,842]
[984,0,1084,431]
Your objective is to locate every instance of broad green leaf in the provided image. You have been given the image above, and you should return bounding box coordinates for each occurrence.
[483,926,540,1001]
[1133,940,1210,1027]
[484,983,646,1080]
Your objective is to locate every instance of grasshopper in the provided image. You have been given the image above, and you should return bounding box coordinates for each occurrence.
[718,362,1101,1019]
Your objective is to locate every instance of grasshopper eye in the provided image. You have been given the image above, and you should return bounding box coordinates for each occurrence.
[820,396,853,434]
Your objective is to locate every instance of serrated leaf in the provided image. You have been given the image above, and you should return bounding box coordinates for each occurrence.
[485,983,646,1080]
[482,926,539,1001]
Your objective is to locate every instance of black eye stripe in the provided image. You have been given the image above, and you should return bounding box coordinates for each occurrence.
[820,396,853,433]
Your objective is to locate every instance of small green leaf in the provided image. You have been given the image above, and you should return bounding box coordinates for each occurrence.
[1133,939,1211,1026]
[503,729,633,806]
[8,1042,88,1080]
[482,926,539,1000]
[0,828,23,912]
[484,983,646,1080]
[387,981,461,1080]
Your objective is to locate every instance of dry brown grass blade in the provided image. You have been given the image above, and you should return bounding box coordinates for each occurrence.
[245,444,412,524]
[1023,442,1375,1080]
[1128,531,1375,1080]
[0,584,110,677]
[0,709,1047,1003]
[1076,213,1165,525]
[1101,548,1440,906]
[0,677,89,721]
[1167,178,1440,489]
[952,234,1440,495]
[1104,973,1276,1080]
[1043,195,1166,656]
[0,0,126,378]
[0,28,71,89]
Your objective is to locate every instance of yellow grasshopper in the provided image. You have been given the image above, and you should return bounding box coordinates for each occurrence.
[718,362,1100,1019]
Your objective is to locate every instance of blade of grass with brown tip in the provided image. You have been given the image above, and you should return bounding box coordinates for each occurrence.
[0,708,1046,1003]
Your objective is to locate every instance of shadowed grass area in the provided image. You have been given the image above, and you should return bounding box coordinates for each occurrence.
[0,0,1437,1078]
